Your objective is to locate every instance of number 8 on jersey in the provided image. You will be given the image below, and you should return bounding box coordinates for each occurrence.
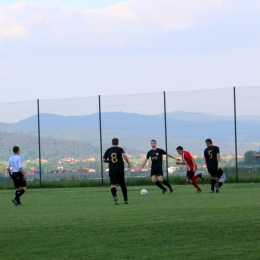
[111,153,118,163]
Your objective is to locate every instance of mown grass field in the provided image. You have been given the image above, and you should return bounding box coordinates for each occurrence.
[1,183,259,260]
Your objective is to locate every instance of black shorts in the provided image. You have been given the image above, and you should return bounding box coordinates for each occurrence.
[186,171,195,179]
[151,167,163,177]
[208,168,223,178]
[12,172,27,188]
[109,169,125,185]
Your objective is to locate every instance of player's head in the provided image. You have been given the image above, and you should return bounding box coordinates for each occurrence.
[150,139,157,148]
[13,146,20,154]
[112,138,119,146]
[176,146,183,155]
[205,138,213,147]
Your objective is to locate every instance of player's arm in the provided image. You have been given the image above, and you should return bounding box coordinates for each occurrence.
[176,160,185,165]
[252,152,260,158]
[20,166,26,180]
[18,157,26,180]
[103,150,109,163]
[7,166,12,179]
[140,158,148,172]
[103,158,109,163]
[191,158,197,172]
[122,153,131,168]
[204,150,208,164]
[217,152,221,169]
[166,153,180,161]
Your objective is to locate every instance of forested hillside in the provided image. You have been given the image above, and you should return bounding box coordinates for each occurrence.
[0,131,142,161]
[0,131,99,160]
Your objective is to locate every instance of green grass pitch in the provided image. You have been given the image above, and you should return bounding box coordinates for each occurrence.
[0,183,259,260]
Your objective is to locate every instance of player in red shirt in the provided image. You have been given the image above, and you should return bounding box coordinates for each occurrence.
[176,146,204,193]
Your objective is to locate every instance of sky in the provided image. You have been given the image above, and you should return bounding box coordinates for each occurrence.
[0,0,260,106]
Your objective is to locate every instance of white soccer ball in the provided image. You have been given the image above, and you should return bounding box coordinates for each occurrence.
[140,189,148,195]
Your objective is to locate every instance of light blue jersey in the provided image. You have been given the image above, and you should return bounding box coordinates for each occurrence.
[7,155,23,172]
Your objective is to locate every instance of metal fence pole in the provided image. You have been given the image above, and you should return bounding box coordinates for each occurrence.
[233,87,238,182]
[163,91,169,181]
[99,95,104,183]
[37,99,42,186]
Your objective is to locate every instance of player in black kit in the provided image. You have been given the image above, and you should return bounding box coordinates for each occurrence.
[204,139,227,193]
[103,138,131,205]
[140,140,179,194]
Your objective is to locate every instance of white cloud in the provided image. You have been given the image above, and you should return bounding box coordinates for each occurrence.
[0,0,227,50]
[0,26,28,40]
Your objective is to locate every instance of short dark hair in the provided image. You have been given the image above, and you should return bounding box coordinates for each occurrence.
[13,146,20,153]
[205,138,212,144]
[151,139,156,143]
[176,146,183,151]
[112,138,119,145]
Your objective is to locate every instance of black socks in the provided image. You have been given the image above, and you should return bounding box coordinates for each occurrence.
[120,183,128,201]
[155,181,165,190]
[111,184,128,201]
[15,190,18,201]
[211,179,216,191]
[15,189,25,201]
[111,187,117,198]
[162,179,171,189]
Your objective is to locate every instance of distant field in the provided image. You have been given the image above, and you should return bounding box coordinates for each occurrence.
[0,184,259,260]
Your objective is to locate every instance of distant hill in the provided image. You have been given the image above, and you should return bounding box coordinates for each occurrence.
[16,111,260,141]
[0,111,259,157]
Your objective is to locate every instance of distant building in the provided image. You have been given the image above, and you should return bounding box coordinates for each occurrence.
[62,157,73,162]
[86,157,96,161]
[77,168,96,173]
[36,158,48,163]
[61,158,80,163]
[168,167,179,173]
[27,169,40,175]
[139,153,146,158]
[131,166,141,172]
[227,154,234,158]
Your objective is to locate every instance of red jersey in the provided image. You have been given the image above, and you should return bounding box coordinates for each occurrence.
[182,151,196,171]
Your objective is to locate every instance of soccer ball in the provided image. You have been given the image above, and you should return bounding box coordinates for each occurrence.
[140,189,148,195]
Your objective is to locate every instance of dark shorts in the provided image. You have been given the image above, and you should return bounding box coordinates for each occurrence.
[151,167,163,177]
[186,171,195,179]
[109,169,125,185]
[12,172,27,188]
[208,168,223,178]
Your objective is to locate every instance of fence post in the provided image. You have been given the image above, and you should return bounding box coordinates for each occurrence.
[233,87,238,182]
[37,99,42,186]
[99,95,104,184]
[163,91,169,181]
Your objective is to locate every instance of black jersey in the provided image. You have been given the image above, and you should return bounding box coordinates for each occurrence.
[103,147,125,172]
[147,148,167,169]
[204,145,220,170]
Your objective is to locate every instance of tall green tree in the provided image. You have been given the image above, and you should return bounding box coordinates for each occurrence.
[244,150,260,165]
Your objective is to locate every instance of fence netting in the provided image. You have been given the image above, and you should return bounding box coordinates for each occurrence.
[236,87,260,175]
[166,88,235,174]
[101,92,165,178]
[0,100,38,184]
[37,96,100,181]
[0,87,259,183]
